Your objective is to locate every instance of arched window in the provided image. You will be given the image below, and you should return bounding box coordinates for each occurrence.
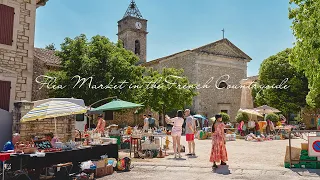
[135,40,140,55]
[218,82,228,89]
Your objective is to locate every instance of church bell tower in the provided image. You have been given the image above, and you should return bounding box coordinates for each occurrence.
[117,0,148,64]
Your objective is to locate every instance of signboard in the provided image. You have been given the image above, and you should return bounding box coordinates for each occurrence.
[308,136,320,157]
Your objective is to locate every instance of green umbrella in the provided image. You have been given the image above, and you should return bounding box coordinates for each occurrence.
[91,99,144,111]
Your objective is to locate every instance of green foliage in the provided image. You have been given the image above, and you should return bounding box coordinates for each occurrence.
[46,34,197,114]
[252,48,309,115]
[140,68,198,116]
[235,112,249,123]
[294,113,302,122]
[220,112,230,123]
[265,113,280,122]
[45,43,56,50]
[47,34,145,105]
[289,0,320,108]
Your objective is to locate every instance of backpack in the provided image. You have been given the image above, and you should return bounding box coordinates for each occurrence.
[148,118,155,125]
[116,157,131,171]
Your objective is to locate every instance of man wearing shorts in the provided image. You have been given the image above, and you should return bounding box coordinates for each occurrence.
[185,109,196,156]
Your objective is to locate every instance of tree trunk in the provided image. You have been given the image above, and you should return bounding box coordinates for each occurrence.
[162,104,165,127]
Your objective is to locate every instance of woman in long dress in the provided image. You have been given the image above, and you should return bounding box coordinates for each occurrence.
[210,114,228,168]
[165,110,184,158]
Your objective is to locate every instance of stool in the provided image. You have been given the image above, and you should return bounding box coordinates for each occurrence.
[0,153,10,180]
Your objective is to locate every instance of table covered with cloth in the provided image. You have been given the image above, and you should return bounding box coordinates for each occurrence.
[7,144,118,170]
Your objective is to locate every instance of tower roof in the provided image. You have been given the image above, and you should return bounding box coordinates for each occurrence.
[123,0,143,19]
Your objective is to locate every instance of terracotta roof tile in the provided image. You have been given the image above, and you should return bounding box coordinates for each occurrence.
[34,48,61,66]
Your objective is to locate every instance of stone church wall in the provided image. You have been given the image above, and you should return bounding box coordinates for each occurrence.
[144,52,247,121]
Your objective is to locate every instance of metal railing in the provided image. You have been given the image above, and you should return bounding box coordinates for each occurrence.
[288,130,320,167]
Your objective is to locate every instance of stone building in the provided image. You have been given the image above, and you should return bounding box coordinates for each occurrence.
[0,0,48,112]
[32,48,61,100]
[142,39,252,121]
[118,1,253,121]
[117,0,147,65]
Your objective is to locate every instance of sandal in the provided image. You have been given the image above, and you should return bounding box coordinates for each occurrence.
[220,161,227,165]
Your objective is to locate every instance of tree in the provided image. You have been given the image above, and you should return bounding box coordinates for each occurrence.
[252,49,309,118]
[45,43,56,50]
[235,112,249,123]
[140,68,198,124]
[220,112,230,123]
[265,113,280,123]
[289,0,320,108]
[46,34,144,105]
[45,34,197,116]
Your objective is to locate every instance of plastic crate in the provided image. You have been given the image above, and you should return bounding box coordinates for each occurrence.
[301,150,308,155]
[284,162,301,168]
[300,155,317,161]
[300,162,317,169]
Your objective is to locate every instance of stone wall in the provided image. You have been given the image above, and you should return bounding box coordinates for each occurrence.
[20,116,75,142]
[31,57,57,101]
[143,50,247,121]
[0,0,37,111]
[111,109,159,128]
[13,101,75,142]
[301,108,319,129]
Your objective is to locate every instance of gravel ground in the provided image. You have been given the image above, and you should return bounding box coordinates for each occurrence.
[100,136,320,179]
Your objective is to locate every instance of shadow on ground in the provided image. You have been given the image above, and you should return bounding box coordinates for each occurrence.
[213,165,231,175]
[290,168,320,176]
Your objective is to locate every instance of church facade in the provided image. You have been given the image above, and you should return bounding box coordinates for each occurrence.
[118,1,252,121]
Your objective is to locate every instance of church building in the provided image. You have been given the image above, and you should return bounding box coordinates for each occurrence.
[118,1,253,121]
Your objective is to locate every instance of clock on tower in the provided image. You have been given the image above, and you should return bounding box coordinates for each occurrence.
[117,0,148,65]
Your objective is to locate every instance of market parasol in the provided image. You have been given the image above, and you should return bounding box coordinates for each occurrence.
[20,100,87,136]
[238,108,263,117]
[91,99,143,111]
[255,105,281,114]
[193,114,206,119]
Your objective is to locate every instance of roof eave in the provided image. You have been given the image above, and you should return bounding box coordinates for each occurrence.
[36,0,48,8]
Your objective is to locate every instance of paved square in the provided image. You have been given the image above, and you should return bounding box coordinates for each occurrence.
[104,136,320,179]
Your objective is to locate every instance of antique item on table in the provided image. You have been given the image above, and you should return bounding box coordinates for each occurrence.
[23,147,38,154]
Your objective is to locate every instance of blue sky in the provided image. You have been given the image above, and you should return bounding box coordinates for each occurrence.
[35,0,295,77]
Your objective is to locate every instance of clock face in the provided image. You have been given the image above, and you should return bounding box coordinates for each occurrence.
[135,22,142,29]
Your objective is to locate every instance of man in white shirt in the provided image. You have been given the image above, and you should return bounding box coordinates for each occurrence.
[143,114,149,132]
[185,109,196,156]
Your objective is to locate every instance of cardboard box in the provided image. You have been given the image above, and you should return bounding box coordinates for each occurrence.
[301,143,308,150]
[284,146,301,162]
[96,160,105,168]
[95,167,105,178]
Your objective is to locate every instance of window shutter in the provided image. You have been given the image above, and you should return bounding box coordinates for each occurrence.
[0,80,11,111]
[0,4,15,46]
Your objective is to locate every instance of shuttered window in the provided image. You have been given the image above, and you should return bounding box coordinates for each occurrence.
[0,4,15,46]
[0,80,11,111]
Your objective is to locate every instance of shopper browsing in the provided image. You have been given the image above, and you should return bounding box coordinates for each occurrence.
[165,110,184,159]
[185,109,196,156]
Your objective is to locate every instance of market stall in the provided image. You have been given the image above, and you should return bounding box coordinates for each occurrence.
[129,128,167,158]
[8,144,118,171]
